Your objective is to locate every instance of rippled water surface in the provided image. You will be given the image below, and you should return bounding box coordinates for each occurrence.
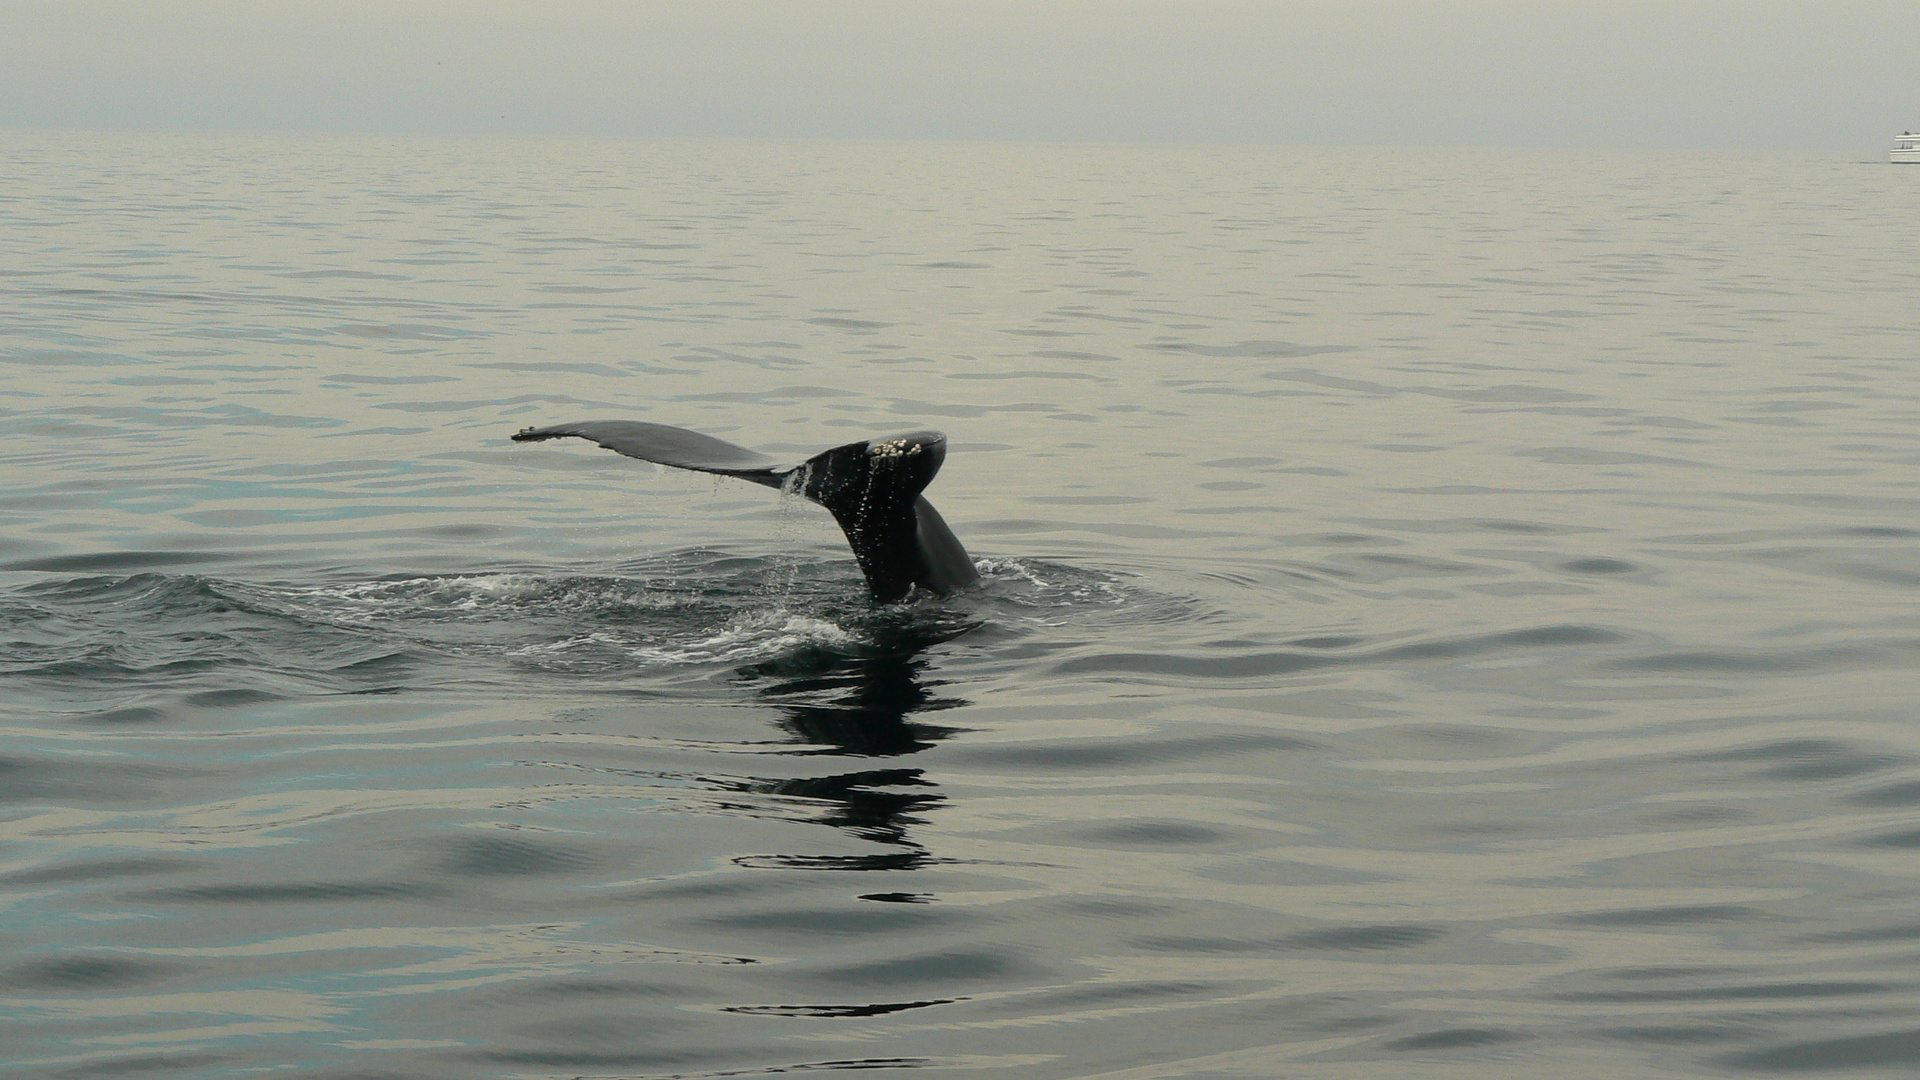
[4,134,1920,1078]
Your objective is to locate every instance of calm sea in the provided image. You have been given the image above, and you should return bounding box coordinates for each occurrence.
[3,133,1919,1079]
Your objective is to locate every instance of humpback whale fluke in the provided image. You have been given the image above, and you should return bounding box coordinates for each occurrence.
[511,420,978,603]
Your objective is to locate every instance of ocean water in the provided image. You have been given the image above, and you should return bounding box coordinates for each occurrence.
[3,132,1919,1079]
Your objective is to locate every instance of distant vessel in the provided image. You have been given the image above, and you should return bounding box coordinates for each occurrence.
[1895,132,1920,164]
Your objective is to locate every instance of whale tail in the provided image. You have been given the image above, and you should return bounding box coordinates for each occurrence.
[511,421,977,603]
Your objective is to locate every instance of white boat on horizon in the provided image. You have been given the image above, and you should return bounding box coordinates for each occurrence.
[1895,132,1920,163]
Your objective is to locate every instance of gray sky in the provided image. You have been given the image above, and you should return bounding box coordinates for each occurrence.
[5,1,1917,149]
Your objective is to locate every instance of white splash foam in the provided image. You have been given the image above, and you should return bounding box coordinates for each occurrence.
[309,574,544,607]
[645,611,858,664]
[974,558,1050,587]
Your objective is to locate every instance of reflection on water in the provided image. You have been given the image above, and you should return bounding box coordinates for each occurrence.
[750,632,972,755]
[735,635,970,858]
[3,133,1920,1078]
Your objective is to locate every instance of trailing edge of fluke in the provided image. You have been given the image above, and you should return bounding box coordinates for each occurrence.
[511,420,978,603]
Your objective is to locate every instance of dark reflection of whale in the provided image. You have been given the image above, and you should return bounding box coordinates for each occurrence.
[721,625,972,867]
[745,648,966,757]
